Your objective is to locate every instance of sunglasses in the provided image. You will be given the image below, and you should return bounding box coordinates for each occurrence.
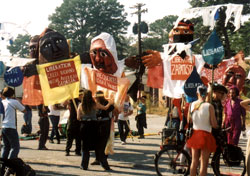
[90,49,110,58]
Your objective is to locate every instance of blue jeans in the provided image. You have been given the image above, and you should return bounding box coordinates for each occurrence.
[23,110,32,134]
[1,128,20,159]
[49,115,60,141]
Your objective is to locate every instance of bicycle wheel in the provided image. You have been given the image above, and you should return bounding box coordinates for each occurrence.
[212,150,246,176]
[154,145,191,176]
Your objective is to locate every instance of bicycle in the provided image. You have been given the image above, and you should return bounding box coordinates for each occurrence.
[211,127,246,176]
[154,127,191,176]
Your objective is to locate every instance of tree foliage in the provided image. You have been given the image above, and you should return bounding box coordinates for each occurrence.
[141,15,178,52]
[188,0,250,57]
[7,34,30,57]
[48,0,130,58]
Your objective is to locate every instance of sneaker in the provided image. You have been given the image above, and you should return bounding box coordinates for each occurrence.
[121,141,126,145]
[75,152,81,156]
[138,135,145,139]
[49,140,54,143]
[91,160,100,165]
[57,140,60,144]
[80,166,87,170]
[38,147,48,150]
[65,152,70,156]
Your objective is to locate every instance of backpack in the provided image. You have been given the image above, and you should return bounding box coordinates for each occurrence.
[1,158,36,176]
[223,144,243,166]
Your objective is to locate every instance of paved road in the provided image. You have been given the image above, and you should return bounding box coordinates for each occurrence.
[15,110,249,176]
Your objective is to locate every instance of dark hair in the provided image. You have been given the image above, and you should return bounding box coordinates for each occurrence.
[2,87,15,98]
[213,83,228,94]
[95,90,106,104]
[81,89,96,114]
[229,85,239,96]
[197,85,207,98]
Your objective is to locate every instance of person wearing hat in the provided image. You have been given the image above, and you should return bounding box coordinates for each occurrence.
[136,96,147,139]
[1,87,26,159]
[223,85,246,146]
[64,89,84,156]
[208,83,228,144]
[187,85,218,176]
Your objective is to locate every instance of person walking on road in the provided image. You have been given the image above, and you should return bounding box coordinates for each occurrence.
[223,85,246,146]
[48,104,61,144]
[37,104,50,150]
[1,87,26,159]
[135,96,147,139]
[64,90,83,156]
[117,95,133,145]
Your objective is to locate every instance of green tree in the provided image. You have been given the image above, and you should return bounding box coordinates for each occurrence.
[230,21,250,56]
[141,15,178,52]
[188,0,250,58]
[7,34,31,57]
[48,0,130,58]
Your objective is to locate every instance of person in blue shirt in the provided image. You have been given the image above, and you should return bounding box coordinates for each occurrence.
[136,96,147,139]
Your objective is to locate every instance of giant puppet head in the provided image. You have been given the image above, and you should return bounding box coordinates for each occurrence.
[90,32,120,76]
[39,29,69,64]
[172,19,194,43]
[22,35,40,77]
[29,35,40,59]
[222,64,246,92]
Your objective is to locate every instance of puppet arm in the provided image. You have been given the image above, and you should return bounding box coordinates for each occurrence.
[141,50,162,68]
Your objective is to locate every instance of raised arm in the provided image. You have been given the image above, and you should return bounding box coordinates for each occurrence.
[77,103,82,121]
[240,99,250,111]
[96,98,114,110]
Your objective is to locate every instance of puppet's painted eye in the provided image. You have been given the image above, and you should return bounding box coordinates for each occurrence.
[56,39,63,44]
[45,43,51,48]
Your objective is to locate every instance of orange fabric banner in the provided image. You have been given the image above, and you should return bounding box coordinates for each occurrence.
[22,75,43,106]
[147,64,164,89]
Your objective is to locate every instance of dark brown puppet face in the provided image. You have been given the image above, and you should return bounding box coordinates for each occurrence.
[29,35,39,59]
[90,39,117,74]
[39,31,69,64]
[222,65,246,92]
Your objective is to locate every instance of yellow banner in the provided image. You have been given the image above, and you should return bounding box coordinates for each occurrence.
[36,56,81,106]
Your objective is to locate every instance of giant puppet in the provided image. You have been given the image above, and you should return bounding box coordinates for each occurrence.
[131,19,205,99]
[81,32,130,108]
[222,51,246,93]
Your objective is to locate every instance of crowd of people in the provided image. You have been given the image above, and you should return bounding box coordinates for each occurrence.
[0,85,147,171]
[0,17,249,175]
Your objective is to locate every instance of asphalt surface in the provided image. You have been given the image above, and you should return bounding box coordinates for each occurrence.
[14,110,249,176]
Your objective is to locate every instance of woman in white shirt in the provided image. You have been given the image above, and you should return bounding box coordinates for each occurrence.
[187,85,218,176]
[48,104,61,144]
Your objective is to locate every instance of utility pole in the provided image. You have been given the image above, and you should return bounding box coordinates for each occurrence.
[131,3,147,57]
[128,4,148,102]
